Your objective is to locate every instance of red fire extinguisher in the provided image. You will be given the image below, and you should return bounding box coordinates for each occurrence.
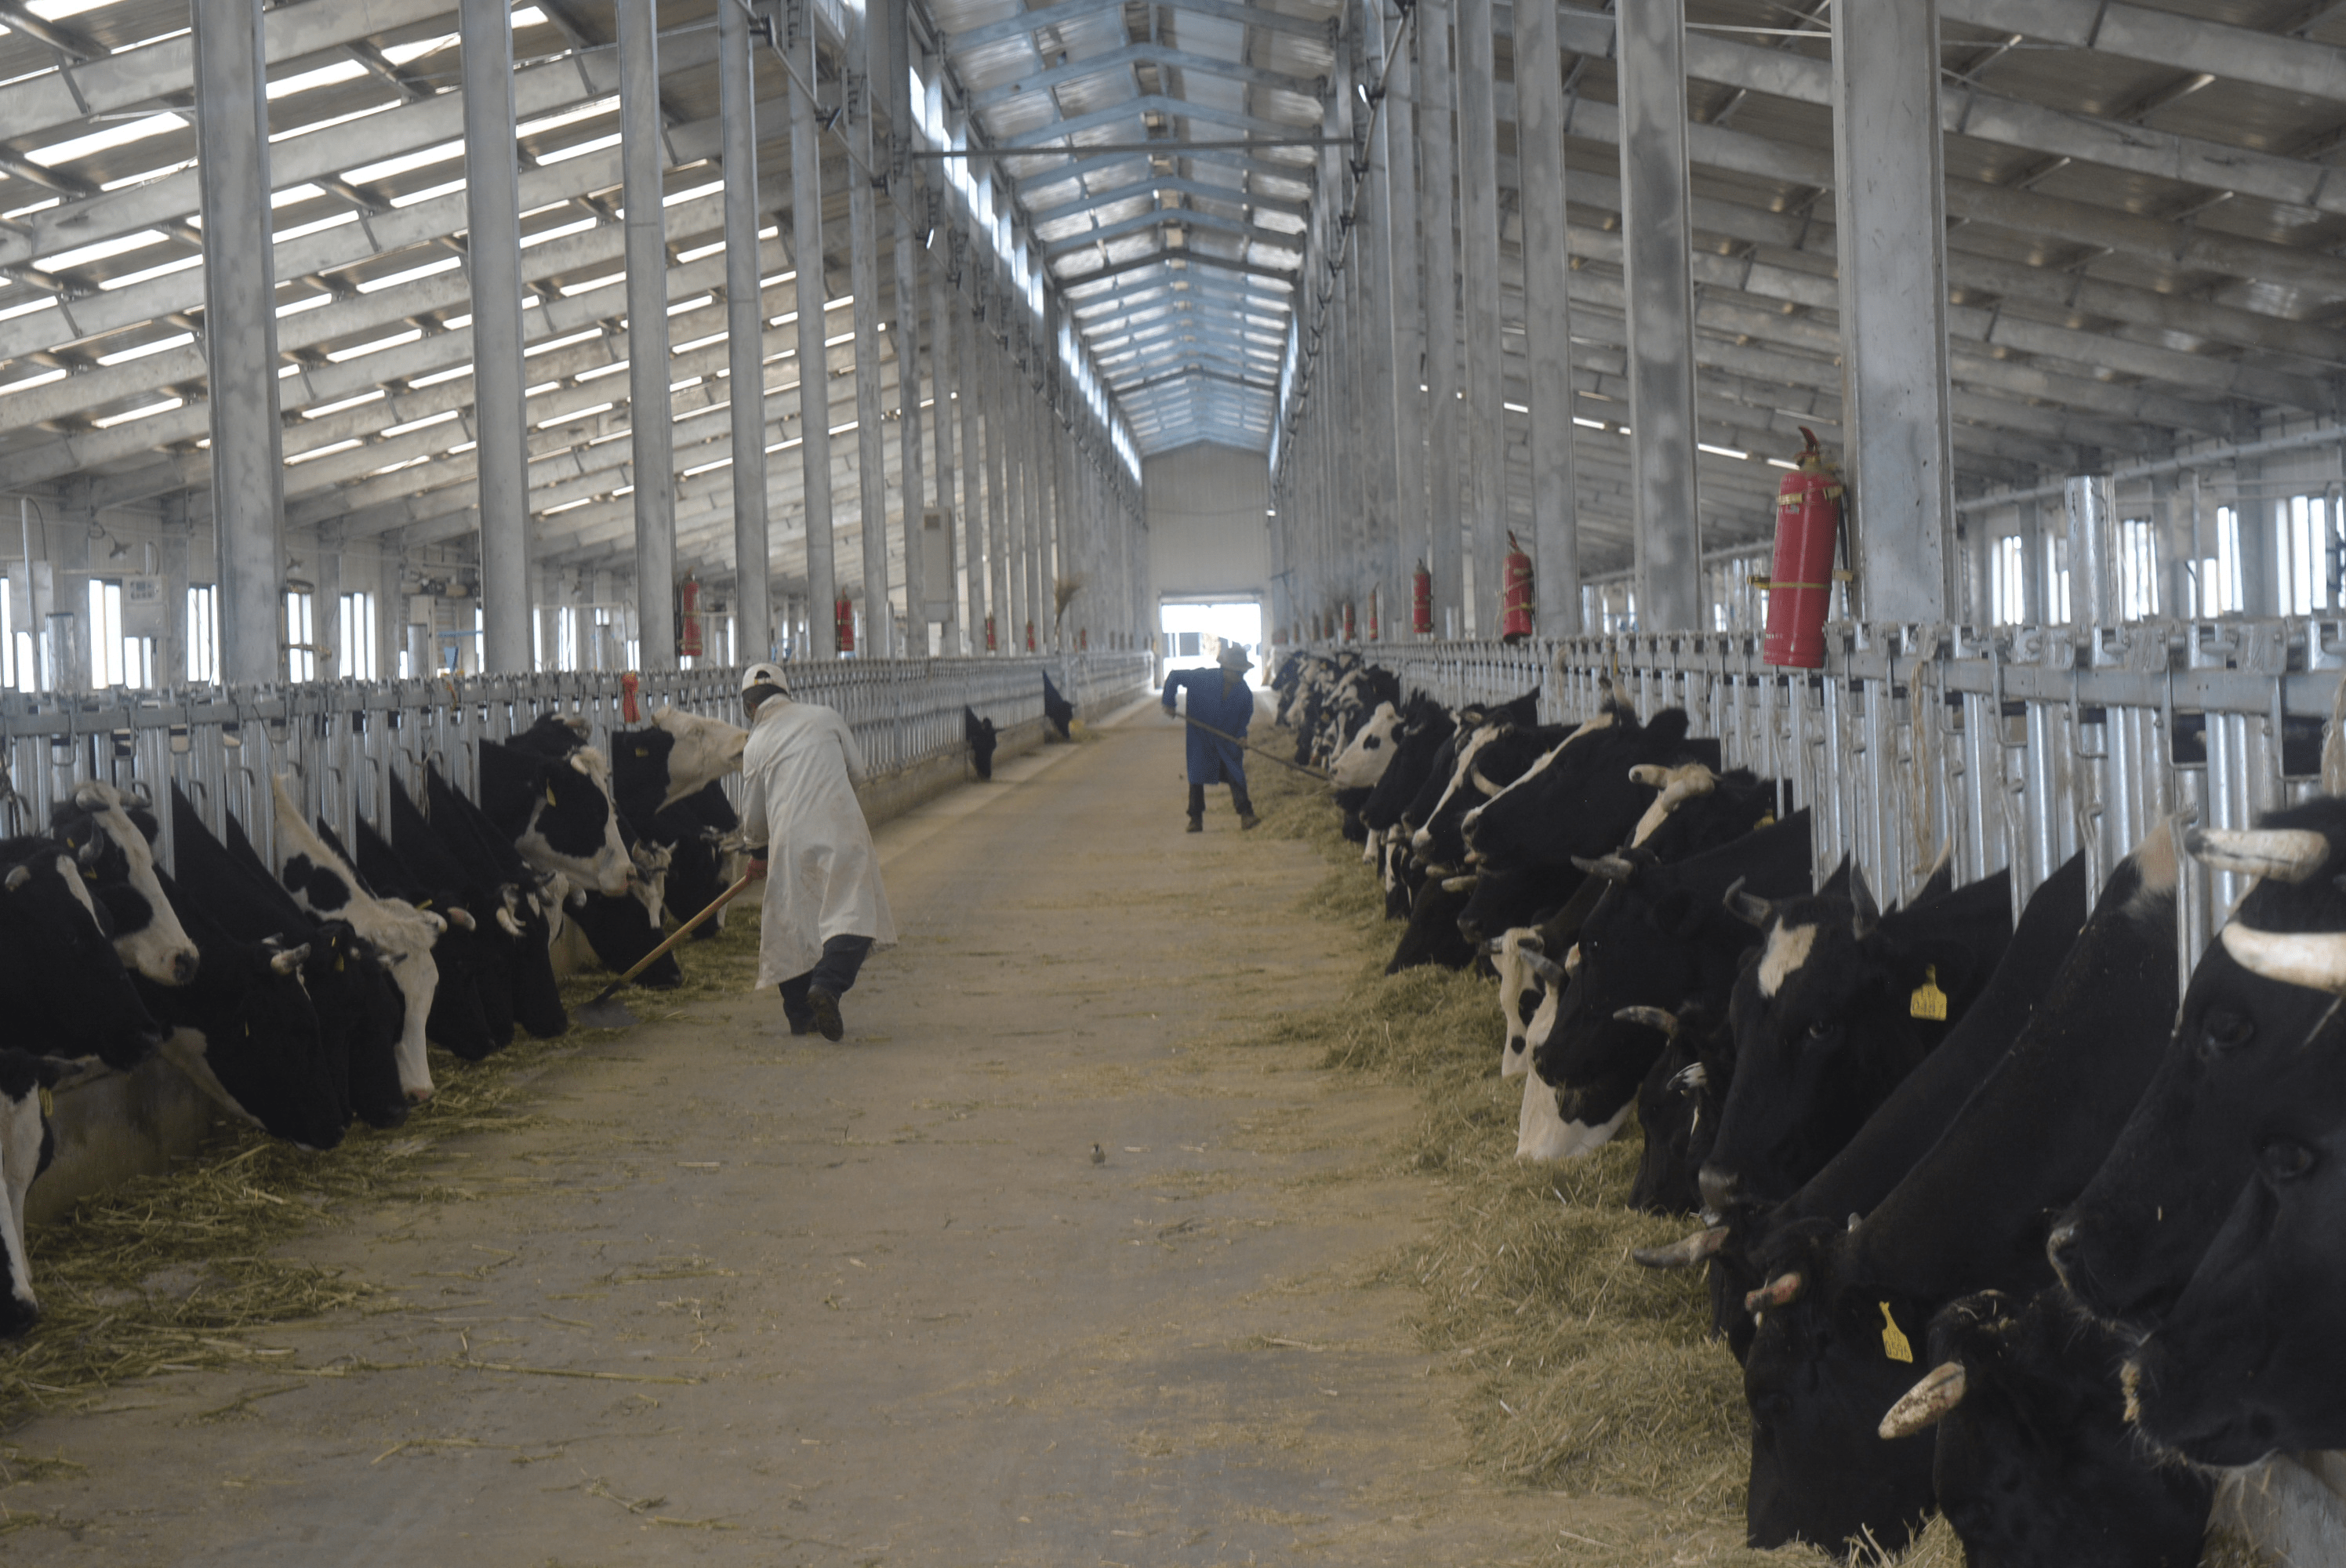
[1412,564,1433,636]
[985,613,997,652]
[1079,626,1088,651]
[1763,427,1844,670]
[619,670,641,724]
[677,573,703,659]
[1367,589,1381,642]
[1024,620,1036,652]
[1502,532,1534,641]
[1342,601,1356,643]
[836,595,855,654]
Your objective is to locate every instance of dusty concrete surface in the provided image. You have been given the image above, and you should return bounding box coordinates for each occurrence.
[0,710,1560,1566]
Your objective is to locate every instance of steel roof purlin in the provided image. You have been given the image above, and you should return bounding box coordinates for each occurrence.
[932,0,1339,453]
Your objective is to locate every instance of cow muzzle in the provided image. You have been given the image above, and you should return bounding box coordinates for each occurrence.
[1696,1163,1742,1216]
[170,949,200,985]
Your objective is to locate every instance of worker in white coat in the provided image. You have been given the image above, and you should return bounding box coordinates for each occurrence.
[737,662,897,1040]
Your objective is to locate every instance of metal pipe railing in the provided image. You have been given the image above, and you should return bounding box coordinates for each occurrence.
[1292,620,2346,989]
[0,652,1154,877]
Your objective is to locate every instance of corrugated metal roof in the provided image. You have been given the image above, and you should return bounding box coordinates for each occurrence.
[930,0,1336,453]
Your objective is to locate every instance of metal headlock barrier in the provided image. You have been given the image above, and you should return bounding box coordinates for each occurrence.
[1309,621,2346,994]
[0,652,1153,881]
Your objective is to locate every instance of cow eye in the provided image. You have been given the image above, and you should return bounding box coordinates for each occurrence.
[2201,1009,2256,1058]
[1807,1022,1833,1043]
[2261,1139,2316,1182]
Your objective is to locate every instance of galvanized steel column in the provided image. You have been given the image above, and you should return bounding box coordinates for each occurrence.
[1417,0,1462,638]
[719,0,772,662]
[1380,23,1422,608]
[1831,0,1952,624]
[931,227,962,654]
[1000,303,1027,646]
[1515,0,1579,636]
[2065,475,2120,630]
[845,13,890,657]
[618,0,677,667]
[192,0,285,686]
[1615,0,1701,630]
[787,0,837,657]
[888,12,928,655]
[980,281,1008,651]
[462,0,532,673]
[1456,0,1502,634]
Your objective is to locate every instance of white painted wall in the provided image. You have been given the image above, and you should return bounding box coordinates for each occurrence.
[1145,443,1272,601]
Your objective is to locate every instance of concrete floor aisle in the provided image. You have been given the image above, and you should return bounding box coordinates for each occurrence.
[0,709,1557,1566]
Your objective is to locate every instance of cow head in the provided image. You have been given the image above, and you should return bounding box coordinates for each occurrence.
[495,742,634,898]
[1739,1218,1940,1554]
[2050,806,2346,1330]
[1899,1290,2213,1565]
[650,706,748,804]
[54,782,200,986]
[0,1050,69,1338]
[626,837,674,930]
[0,851,164,1069]
[1629,1000,1729,1215]
[1704,865,2007,1214]
[1328,702,1401,790]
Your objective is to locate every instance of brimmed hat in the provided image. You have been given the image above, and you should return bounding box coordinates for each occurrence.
[739,661,790,696]
[1216,641,1255,672]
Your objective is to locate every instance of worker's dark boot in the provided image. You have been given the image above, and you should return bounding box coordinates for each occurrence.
[1238,811,1260,830]
[1186,817,1203,833]
[1234,789,1258,830]
[808,987,844,1042]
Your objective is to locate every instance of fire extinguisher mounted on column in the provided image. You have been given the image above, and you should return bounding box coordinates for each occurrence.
[1367,588,1380,642]
[985,613,997,652]
[1342,601,1356,643]
[1761,427,1844,670]
[1412,563,1433,636]
[836,595,856,655]
[1502,532,1534,641]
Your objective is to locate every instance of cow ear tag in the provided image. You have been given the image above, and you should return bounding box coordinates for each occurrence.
[545,785,558,807]
[1909,965,1948,1022]
[39,1086,56,1118]
[1879,1302,1913,1363]
[1756,814,1776,829]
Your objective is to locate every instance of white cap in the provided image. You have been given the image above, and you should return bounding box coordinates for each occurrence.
[740,661,790,695]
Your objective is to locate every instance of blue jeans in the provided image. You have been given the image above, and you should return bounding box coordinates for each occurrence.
[779,935,873,1026]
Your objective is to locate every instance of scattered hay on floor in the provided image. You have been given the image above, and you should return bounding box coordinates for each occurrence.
[0,912,768,1424]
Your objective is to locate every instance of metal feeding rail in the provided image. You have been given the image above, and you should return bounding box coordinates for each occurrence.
[1316,620,2346,994]
[0,652,1154,878]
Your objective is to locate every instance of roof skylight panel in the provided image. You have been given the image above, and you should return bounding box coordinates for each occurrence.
[27,112,186,169]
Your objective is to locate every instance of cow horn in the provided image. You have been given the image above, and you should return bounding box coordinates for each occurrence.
[1563,944,1582,978]
[1631,1226,1728,1270]
[1744,1272,1804,1313]
[1849,863,1880,940]
[2186,826,2331,884]
[1523,950,1567,984]
[2217,921,2346,995]
[1628,764,1669,788]
[1442,874,1479,894]
[1483,936,1509,955]
[269,943,311,975]
[1614,1005,1680,1037]
[4,865,27,892]
[78,836,104,867]
[1571,854,1637,884]
[1879,1362,1968,1439]
[1723,877,1774,928]
[444,907,477,931]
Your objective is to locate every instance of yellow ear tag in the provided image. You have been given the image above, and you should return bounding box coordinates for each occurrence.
[1756,814,1777,829]
[1880,1301,1913,1363]
[38,1086,55,1118]
[545,785,558,807]
[1909,964,1948,1022]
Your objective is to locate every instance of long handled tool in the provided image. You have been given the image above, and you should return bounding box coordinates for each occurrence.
[572,870,757,1029]
[1174,711,1331,781]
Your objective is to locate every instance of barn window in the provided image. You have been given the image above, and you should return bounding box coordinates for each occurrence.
[187,585,220,684]
[339,591,377,681]
[285,590,318,683]
[2119,518,2160,621]
[1990,535,2026,626]
[2283,495,2338,615]
[86,579,150,688]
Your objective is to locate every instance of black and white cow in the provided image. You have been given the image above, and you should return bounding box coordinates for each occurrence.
[1876,1287,2211,1568]
[426,764,573,1017]
[350,810,498,1062]
[271,775,444,1102]
[1700,863,2014,1214]
[50,781,200,987]
[2053,810,2346,1333]
[172,788,412,1132]
[1531,812,1816,1158]
[0,840,165,1069]
[1734,824,2177,1554]
[143,867,346,1151]
[480,723,634,898]
[0,1049,69,1338]
[390,780,567,1041]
